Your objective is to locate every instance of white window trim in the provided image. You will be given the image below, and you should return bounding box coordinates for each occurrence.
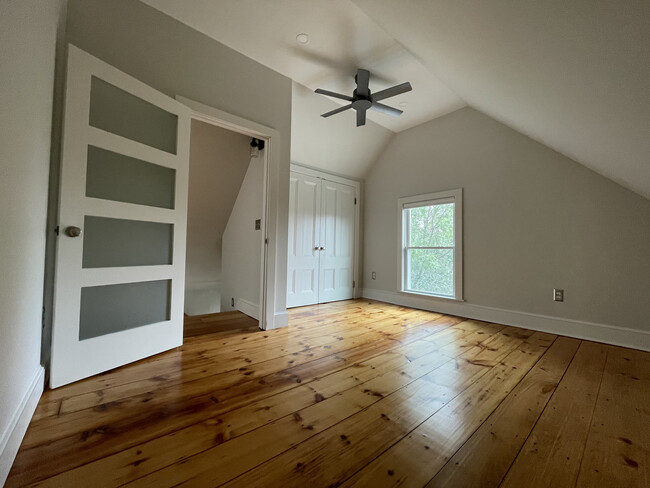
[397,188,463,301]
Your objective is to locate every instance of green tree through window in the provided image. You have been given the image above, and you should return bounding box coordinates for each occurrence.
[406,203,455,296]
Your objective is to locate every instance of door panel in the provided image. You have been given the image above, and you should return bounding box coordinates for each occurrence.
[318,180,355,303]
[50,45,190,388]
[85,145,176,209]
[286,173,321,308]
[79,280,171,340]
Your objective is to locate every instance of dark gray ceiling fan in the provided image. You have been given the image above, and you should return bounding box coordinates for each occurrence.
[315,68,412,127]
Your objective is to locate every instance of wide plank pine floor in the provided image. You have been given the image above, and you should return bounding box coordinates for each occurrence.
[7,299,649,487]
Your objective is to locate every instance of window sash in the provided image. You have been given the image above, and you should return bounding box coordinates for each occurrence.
[404,203,455,249]
[403,247,455,297]
[402,196,455,209]
[398,188,463,301]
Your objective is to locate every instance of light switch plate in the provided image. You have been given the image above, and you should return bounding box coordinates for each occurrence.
[553,289,564,302]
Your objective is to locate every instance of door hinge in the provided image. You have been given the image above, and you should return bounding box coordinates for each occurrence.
[54,225,60,236]
[353,280,356,288]
[265,237,269,245]
[354,197,357,205]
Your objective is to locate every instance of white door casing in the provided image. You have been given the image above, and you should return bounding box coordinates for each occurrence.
[50,45,191,388]
[286,172,321,308]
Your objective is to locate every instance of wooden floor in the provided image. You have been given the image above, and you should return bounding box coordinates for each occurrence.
[7,300,649,487]
[183,311,259,338]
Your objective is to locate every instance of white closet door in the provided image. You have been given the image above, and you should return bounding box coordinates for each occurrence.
[286,172,321,308]
[318,180,356,303]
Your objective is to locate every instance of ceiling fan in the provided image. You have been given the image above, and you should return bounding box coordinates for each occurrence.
[315,68,412,127]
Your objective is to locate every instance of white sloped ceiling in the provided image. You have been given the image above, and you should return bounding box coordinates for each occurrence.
[352,0,650,198]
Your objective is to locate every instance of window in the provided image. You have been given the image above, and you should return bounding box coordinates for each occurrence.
[398,189,463,300]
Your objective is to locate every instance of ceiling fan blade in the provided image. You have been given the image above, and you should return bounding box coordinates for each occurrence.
[356,108,367,127]
[371,81,412,102]
[321,104,353,118]
[315,88,354,102]
[370,102,403,117]
[356,69,370,98]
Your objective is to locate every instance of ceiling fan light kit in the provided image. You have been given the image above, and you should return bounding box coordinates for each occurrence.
[315,68,412,127]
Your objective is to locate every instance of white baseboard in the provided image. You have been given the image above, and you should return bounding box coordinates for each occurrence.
[0,366,44,485]
[267,311,289,330]
[235,298,260,321]
[361,288,650,352]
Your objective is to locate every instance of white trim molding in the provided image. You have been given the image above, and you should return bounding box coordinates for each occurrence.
[270,312,289,330]
[362,288,650,352]
[0,366,44,485]
[177,96,284,331]
[236,298,260,321]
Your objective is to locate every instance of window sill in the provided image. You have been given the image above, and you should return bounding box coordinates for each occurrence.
[399,289,465,302]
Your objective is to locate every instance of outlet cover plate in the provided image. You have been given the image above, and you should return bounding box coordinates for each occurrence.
[553,289,564,302]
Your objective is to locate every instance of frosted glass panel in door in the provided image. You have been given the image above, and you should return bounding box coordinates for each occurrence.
[86,145,176,208]
[89,76,178,154]
[82,216,173,268]
[79,280,171,340]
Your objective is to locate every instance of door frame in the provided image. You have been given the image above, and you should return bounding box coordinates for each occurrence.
[178,96,279,330]
[289,163,361,300]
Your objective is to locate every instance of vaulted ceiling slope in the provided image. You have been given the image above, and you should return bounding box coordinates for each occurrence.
[139,0,465,132]
[352,0,650,199]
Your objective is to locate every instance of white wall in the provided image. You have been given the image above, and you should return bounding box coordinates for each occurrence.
[363,108,650,343]
[221,157,265,319]
[65,0,292,327]
[291,82,394,179]
[0,0,66,482]
[185,120,251,315]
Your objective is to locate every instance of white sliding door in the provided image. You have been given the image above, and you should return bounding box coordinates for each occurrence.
[50,45,191,388]
[287,169,358,308]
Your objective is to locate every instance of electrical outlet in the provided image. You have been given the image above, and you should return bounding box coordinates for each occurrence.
[371,272,376,280]
[553,289,564,302]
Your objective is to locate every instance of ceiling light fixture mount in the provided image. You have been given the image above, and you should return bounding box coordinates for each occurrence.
[296,33,309,45]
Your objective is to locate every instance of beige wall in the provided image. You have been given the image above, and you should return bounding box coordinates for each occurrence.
[185,120,251,315]
[65,0,292,321]
[221,156,266,317]
[0,0,67,481]
[363,107,650,332]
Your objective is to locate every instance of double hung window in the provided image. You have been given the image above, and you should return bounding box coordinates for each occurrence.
[398,189,463,300]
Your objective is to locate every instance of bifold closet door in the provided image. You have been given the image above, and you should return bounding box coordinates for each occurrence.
[287,171,356,308]
[286,172,321,308]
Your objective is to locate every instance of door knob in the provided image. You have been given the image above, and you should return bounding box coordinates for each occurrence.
[65,226,82,238]
[319,247,324,251]
[314,246,319,251]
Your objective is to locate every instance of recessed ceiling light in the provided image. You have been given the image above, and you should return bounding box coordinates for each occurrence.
[398,101,408,108]
[296,33,309,45]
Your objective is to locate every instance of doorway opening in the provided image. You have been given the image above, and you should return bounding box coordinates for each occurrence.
[182,103,270,334]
